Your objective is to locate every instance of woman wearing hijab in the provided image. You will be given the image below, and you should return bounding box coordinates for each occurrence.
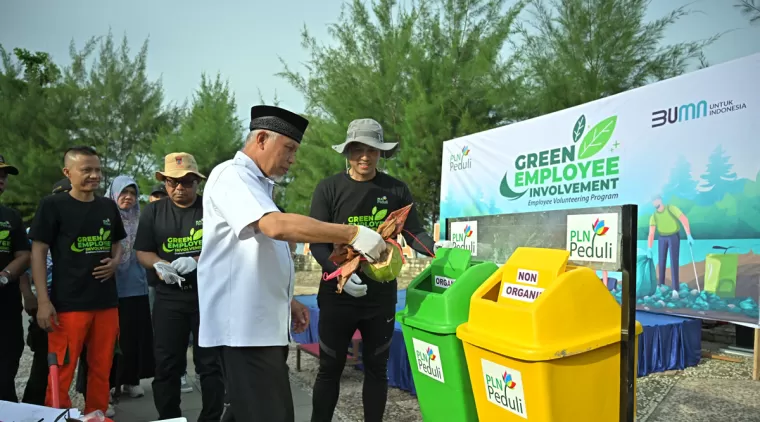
[106,175,155,399]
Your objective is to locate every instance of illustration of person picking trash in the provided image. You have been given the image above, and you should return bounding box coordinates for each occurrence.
[647,194,694,291]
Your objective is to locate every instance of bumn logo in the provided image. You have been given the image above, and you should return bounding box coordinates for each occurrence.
[412,338,445,383]
[515,269,538,285]
[566,213,619,263]
[652,98,747,128]
[482,358,527,418]
[651,100,708,128]
[450,221,477,256]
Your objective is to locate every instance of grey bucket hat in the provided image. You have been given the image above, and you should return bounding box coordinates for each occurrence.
[332,118,399,158]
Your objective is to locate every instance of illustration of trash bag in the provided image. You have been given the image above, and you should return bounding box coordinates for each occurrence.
[636,253,658,298]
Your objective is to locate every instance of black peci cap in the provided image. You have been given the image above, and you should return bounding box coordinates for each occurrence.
[249,105,309,143]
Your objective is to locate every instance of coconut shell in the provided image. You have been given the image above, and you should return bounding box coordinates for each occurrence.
[330,204,414,293]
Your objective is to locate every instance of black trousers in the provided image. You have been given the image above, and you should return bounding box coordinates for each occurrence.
[311,300,395,422]
[0,311,24,402]
[221,346,293,422]
[112,295,155,390]
[152,296,224,422]
[23,315,49,405]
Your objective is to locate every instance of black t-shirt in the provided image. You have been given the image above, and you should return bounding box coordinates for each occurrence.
[134,196,203,303]
[309,172,435,305]
[28,194,127,312]
[0,205,31,318]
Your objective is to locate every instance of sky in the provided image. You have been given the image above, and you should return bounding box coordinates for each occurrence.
[1,0,759,128]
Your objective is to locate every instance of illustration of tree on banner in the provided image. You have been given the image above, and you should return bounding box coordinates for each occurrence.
[697,145,740,204]
[662,155,699,202]
[516,0,720,116]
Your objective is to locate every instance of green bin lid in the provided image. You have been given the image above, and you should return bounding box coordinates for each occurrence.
[397,248,499,334]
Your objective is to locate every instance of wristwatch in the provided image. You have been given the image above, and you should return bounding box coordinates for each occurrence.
[0,269,11,278]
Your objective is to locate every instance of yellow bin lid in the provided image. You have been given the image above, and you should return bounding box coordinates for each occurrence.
[456,247,643,362]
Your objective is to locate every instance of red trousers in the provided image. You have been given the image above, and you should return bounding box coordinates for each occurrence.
[45,308,119,414]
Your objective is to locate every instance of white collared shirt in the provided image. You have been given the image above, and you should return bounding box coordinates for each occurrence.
[197,151,294,347]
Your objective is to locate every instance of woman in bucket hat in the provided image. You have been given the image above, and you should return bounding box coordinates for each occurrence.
[308,118,454,422]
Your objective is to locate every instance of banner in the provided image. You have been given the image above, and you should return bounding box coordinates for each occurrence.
[439,53,760,326]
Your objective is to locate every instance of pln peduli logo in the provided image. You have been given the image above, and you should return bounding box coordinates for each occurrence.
[566,213,619,263]
[450,221,478,256]
[499,114,621,203]
[412,338,445,383]
[482,358,527,418]
[449,145,472,172]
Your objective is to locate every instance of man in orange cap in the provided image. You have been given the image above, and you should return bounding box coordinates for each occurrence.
[134,152,224,421]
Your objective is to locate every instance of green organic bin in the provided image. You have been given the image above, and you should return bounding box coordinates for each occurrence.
[396,248,498,422]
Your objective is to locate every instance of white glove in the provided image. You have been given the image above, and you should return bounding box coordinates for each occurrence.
[349,226,386,263]
[171,256,198,275]
[434,240,456,252]
[153,262,186,287]
[343,274,368,298]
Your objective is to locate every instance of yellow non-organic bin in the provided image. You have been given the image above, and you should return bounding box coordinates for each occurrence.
[456,247,643,421]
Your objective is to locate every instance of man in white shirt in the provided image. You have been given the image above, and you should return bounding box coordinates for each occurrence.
[198,105,387,422]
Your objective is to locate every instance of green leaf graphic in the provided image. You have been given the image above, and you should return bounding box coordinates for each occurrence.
[102,230,111,240]
[372,206,377,215]
[99,227,104,236]
[578,116,618,160]
[190,228,195,237]
[499,172,528,200]
[0,230,9,240]
[572,115,586,143]
[192,229,204,241]
[374,209,388,221]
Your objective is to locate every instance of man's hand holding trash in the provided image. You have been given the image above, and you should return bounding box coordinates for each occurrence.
[332,225,387,298]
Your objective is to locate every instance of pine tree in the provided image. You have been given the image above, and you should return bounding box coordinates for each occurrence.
[152,72,243,189]
[698,144,738,202]
[662,155,698,201]
[278,0,527,224]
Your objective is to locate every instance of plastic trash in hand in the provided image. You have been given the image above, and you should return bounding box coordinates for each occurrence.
[154,262,186,288]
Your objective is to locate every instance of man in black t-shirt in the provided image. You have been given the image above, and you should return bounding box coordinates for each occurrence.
[308,119,453,422]
[134,152,224,421]
[28,146,126,415]
[0,155,32,403]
